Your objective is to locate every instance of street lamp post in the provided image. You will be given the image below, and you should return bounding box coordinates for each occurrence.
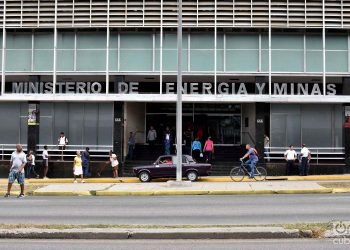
[176,0,183,182]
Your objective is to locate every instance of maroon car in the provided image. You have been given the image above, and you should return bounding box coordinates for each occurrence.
[133,155,212,182]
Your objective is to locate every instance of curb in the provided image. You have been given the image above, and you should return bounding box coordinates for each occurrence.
[0,227,303,240]
[32,191,92,196]
[332,188,350,193]
[94,188,334,196]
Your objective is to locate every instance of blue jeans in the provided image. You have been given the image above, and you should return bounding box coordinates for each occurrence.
[245,159,257,177]
[127,145,134,160]
[82,161,90,177]
[164,141,171,155]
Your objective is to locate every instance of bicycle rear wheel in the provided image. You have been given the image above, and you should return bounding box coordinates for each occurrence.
[253,166,267,181]
[230,166,245,182]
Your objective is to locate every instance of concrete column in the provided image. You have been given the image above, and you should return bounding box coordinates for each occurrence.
[342,78,350,165]
[113,102,124,176]
[255,103,270,162]
[27,102,40,153]
[27,76,41,153]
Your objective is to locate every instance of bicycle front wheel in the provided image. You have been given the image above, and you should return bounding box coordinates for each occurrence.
[230,166,245,182]
[254,166,267,181]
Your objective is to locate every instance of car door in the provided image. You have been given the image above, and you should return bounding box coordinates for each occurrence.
[157,156,176,177]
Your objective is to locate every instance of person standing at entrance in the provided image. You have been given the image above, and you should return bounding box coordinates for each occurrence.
[300,144,311,176]
[4,144,27,198]
[110,151,119,178]
[73,151,84,183]
[58,132,68,161]
[184,128,193,155]
[264,134,270,162]
[26,150,39,179]
[42,145,49,179]
[82,147,90,178]
[191,138,202,162]
[127,132,136,160]
[147,126,157,155]
[203,137,214,163]
[163,127,172,155]
[284,145,297,175]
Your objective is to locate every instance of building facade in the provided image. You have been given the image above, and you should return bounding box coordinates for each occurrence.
[0,0,349,165]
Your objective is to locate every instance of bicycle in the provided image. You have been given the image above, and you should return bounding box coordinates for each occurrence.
[230,160,267,182]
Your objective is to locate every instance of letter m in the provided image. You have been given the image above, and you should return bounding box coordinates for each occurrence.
[12,82,24,94]
[274,83,287,95]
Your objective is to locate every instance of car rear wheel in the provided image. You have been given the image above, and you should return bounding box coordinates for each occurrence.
[187,171,198,182]
[139,171,151,182]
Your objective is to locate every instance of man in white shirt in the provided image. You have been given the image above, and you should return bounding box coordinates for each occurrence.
[42,145,49,179]
[4,144,27,198]
[58,132,68,161]
[284,145,297,175]
[147,126,157,155]
[300,144,311,176]
[264,134,270,162]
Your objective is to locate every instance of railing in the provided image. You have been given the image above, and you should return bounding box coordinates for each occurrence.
[0,144,113,161]
[264,147,345,165]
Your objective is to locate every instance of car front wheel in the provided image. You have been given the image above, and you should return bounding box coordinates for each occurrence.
[139,171,151,182]
[187,171,198,182]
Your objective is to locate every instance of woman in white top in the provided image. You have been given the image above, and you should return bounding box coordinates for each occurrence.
[110,151,119,178]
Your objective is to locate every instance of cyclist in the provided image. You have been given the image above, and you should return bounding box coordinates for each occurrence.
[240,144,259,178]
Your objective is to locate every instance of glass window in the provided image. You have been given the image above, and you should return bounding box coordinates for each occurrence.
[190,33,214,71]
[76,31,106,71]
[57,32,75,71]
[40,102,113,146]
[0,103,27,144]
[271,104,343,148]
[272,50,304,72]
[6,33,32,71]
[120,33,153,71]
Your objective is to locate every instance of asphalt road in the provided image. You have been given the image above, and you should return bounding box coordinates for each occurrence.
[0,239,346,250]
[0,194,350,225]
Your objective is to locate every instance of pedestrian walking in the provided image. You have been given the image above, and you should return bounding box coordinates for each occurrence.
[4,144,27,198]
[110,151,119,178]
[127,132,136,160]
[163,127,172,155]
[26,150,39,179]
[203,137,214,163]
[73,151,84,183]
[42,145,49,179]
[147,126,157,155]
[191,138,202,162]
[300,144,311,176]
[284,145,297,175]
[58,132,68,161]
[82,147,90,178]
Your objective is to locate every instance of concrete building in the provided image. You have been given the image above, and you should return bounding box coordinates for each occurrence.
[0,1,348,175]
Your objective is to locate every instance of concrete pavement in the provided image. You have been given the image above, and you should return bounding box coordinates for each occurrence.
[0,239,342,250]
[1,194,349,225]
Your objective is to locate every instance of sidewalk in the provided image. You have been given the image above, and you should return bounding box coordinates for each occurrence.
[1,174,350,185]
[1,180,345,196]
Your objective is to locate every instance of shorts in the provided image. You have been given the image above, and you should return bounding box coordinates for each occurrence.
[42,159,48,167]
[8,171,25,185]
[59,145,66,150]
